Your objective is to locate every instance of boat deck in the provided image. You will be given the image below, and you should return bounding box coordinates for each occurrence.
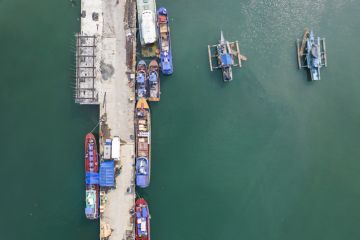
[141,42,159,57]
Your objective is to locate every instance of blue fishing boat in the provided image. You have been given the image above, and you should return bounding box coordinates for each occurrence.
[297,29,327,81]
[136,60,148,99]
[136,157,150,188]
[157,7,173,75]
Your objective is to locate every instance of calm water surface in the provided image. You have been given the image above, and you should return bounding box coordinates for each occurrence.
[1,0,360,239]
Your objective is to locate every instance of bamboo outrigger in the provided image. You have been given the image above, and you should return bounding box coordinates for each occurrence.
[296,28,327,81]
[207,31,247,82]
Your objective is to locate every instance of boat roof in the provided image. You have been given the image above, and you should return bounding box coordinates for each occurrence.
[86,172,99,185]
[99,160,115,187]
[221,53,232,66]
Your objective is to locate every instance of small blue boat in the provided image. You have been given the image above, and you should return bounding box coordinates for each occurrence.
[136,60,148,99]
[157,7,173,75]
[297,29,327,81]
[136,157,150,188]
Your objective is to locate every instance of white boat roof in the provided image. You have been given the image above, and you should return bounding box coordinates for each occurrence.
[141,10,156,44]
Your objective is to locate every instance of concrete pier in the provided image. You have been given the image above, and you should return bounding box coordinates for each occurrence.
[76,0,137,239]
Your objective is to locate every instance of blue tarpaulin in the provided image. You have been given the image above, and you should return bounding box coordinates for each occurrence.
[85,172,99,185]
[221,53,232,66]
[99,160,115,187]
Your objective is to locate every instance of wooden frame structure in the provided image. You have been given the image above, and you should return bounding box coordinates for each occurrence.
[75,34,98,104]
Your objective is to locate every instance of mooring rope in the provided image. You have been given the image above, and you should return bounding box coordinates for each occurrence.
[90,121,100,133]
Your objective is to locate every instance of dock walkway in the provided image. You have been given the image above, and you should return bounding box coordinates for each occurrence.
[77,0,137,239]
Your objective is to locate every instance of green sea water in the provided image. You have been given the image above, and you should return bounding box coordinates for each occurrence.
[1,0,360,239]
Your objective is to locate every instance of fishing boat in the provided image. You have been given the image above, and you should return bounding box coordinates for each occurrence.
[296,29,327,81]
[135,198,151,240]
[207,31,246,82]
[136,60,148,100]
[85,185,99,220]
[137,0,157,46]
[135,98,151,188]
[148,60,160,101]
[157,7,173,75]
[84,133,99,219]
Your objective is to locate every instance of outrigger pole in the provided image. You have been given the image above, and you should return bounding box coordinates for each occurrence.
[207,45,213,71]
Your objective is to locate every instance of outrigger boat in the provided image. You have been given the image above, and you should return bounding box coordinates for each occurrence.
[135,198,151,240]
[208,31,246,82]
[135,98,151,188]
[157,7,173,75]
[148,60,160,101]
[84,133,99,220]
[296,28,327,81]
[136,60,148,100]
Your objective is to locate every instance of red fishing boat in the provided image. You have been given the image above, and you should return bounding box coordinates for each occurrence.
[135,198,151,240]
[85,133,99,220]
[85,133,99,172]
